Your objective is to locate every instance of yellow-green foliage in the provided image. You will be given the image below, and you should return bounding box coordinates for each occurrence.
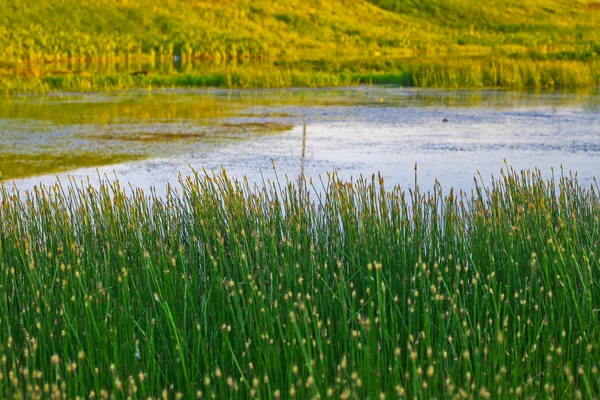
[368,0,600,52]
[0,0,599,92]
[1,57,597,95]
[1,0,599,63]
[0,0,438,63]
[410,58,600,88]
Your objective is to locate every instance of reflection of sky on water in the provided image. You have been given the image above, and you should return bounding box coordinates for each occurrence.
[4,87,600,196]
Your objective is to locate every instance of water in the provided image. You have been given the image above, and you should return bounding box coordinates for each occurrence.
[2,87,600,196]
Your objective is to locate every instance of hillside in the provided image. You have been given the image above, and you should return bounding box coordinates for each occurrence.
[0,0,599,92]
[367,0,600,56]
[0,0,444,62]
[1,0,598,62]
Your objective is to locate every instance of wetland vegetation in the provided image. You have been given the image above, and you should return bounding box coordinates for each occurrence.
[1,0,599,93]
[1,167,600,398]
[2,1,600,398]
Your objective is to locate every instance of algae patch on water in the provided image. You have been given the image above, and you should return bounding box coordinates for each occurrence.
[0,152,145,180]
[217,121,294,133]
[92,122,294,144]
[2,118,295,180]
[84,122,294,147]
[0,89,302,180]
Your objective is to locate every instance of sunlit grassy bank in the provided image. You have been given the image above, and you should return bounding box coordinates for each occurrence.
[1,167,600,398]
[2,57,599,94]
[1,0,599,93]
[1,0,598,63]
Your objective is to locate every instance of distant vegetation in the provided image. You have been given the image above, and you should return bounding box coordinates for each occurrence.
[0,0,599,92]
[2,58,598,95]
[369,0,600,55]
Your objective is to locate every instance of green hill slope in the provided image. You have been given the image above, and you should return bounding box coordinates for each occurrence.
[2,0,598,62]
[366,0,600,56]
[0,0,447,62]
[0,0,599,92]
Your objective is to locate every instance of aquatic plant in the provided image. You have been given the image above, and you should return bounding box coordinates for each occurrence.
[1,166,599,398]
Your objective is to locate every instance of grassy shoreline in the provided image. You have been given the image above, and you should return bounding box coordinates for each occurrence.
[2,0,599,94]
[1,57,599,95]
[1,167,600,398]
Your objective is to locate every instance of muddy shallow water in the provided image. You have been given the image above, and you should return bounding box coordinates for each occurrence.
[3,87,600,196]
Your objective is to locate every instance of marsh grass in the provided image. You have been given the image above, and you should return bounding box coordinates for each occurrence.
[1,0,599,95]
[1,165,600,398]
[1,57,598,95]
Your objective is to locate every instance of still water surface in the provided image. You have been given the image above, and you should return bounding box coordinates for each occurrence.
[2,87,600,195]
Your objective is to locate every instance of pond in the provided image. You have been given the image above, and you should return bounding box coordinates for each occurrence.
[2,87,600,195]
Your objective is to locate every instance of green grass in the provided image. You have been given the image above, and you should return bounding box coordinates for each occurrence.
[1,166,600,398]
[0,0,599,92]
[1,0,598,62]
[368,0,600,51]
[0,0,440,63]
[2,57,598,95]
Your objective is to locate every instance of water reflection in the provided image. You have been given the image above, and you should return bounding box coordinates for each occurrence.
[2,87,600,195]
[36,58,266,76]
